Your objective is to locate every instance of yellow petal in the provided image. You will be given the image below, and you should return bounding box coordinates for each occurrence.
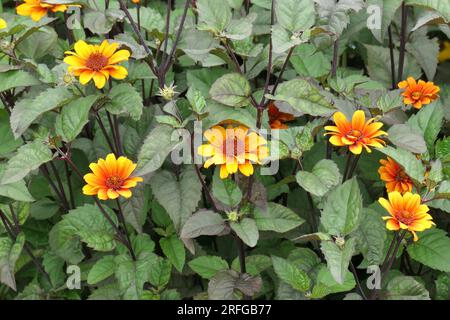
[93,72,107,89]
[74,40,92,60]
[108,50,130,65]
[238,163,254,176]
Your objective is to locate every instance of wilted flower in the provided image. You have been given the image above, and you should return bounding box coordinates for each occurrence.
[17,0,71,22]
[379,192,434,241]
[325,110,387,155]
[379,157,413,194]
[268,102,294,129]
[83,153,143,200]
[398,77,440,109]
[64,40,130,89]
[198,125,269,179]
[158,83,178,101]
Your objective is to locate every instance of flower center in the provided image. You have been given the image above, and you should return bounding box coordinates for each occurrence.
[411,91,422,100]
[396,209,414,225]
[86,53,108,71]
[346,129,364,142]
[105,175,123,190]
[223,138,245,158]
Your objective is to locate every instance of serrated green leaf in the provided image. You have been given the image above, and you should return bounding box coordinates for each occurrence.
[230,218,259,247]
[188,256,229,279]
[160,235,185,273]
[209,73,251,107]
[254,202,304,233]
[271,255,310,292]
[296,159,340,196]
[88,255,116,285]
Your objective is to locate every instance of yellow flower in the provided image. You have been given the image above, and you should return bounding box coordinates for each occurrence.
[324,110,387,155]
[82,153,143,200]
[131,0,141,3]
[198,125,269,179]
[398,77,440,109]
[378,157,413,194]
[378,192,434,241]
[0,18,7,30]
[17,0,70,22]
[438,41,450,63]
[64,40,130,89]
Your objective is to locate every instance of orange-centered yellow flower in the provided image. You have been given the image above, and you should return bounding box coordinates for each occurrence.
[324,110,387,155]
[83,153,143,200]
[398,77,440,109]
[268,102,294,129]
[17,0,70,22]
[198,125,269,179]
[378,157,413,194]
[64,40,130,89]
[379,192,434,241]
[0,18,7,30]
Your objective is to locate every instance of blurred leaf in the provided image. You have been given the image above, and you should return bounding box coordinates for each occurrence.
[209,73,251,107]
[296,159,341,197]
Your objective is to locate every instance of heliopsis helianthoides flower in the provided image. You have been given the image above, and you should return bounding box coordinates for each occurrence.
[378,157,413,194]
[131,0,141,3]
[378,192,434,241]
[324,110,387,155]
[198,125,269,179]
[0,18,7,30]
[17,0,71,22]
[83,153,143,200]
[64,40,130,89]
[268,102,294,129]
[398,77,440,109]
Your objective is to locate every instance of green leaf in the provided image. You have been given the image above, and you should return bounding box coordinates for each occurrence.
[296,159,340,197]
[114,253,158,299]
[385,275,430,300]
[83,9,124,35]
[180,210,226,239]
[160,235,185,273]
[367,0,403,43]
[0,179,35,202]
[55,95,100,142]
[355,208,387,266]
[407,103,444,154]
[320,237,356,284]
[266,79,334,117]
[10,86,74,138]
[387,124,427,154]
[436,137,450,162]
[87,255,116,285]
[149,167,202,232]
[197,0,232,34]
[30,198,59,220]
[136,125,182,176]
[105,83,143,121]
[231,254,272,276]
[1,140,53,185]
[320,177,362,236]
[212,167,242,207]
[290,44,331,78]
[275,0,315,33]
[407,228,450,272]
[254,202,304,233]
[148,255,172,288]
[0,70,40,92]
[315,0,364,37]
[310,265,356,299]
[128,7,164,33]
[0,109,22,156]
[61,204,118,252]
[17,26,57,59]
[406,36,439,80]
[405,0,450,21]
[42,250,65,288]
[209,73,251,107]
[188,256,229,279]
[49,220,84,264]
[0,233,25,291]
[365,44,422,88]
[230,218,259,247]
[377,146,426,182]
[271,255,310,292]
[120,185,148,234]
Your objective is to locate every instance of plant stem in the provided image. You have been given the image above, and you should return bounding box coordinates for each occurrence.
[106,111,120,155]
[342,151,352,181]
[113,114,123,156]
[40,164,69,211]
[397,2,407,82]
[345,154,360,181]
[95,112,117,154]
[118,0,159,77]
[161,0,172,69]
[349,261,367,300]
[49,161,70,210]
[387,25,396,89]
[0,209,51,284]
[116,199,136,261]
[64,161,76,209]
[331,38,339,77]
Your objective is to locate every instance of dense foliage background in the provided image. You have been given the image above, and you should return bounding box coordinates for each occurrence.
[0,0,449,300]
